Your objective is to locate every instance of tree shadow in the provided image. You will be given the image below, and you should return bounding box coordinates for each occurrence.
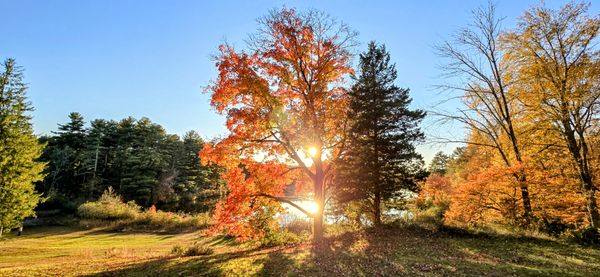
[87,224,600,276]
[87,243,297,276]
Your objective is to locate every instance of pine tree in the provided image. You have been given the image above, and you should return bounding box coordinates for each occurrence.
[0,59,45,236]
[336,42,426,225]
[48,112,87,197]
[174,131,222,213]
[429,151,450,175]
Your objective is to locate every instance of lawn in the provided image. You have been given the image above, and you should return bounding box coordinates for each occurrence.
[1,225,599,276]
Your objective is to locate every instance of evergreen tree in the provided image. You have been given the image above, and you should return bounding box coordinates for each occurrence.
[429,151,450,175]
[336,42,426,225]
[0,59,45,236]
[46,112,87,197]
[174,131,222,212]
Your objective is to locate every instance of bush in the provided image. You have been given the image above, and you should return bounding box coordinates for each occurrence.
[170,245,186,256]
[77,187,212,231]
[284,219,311,235]
[538,218,570,237]
[571,227,599,245]
[77,187,141,220]
[414,201,449,229]
[171,243,213,257]
[261,230,302,247]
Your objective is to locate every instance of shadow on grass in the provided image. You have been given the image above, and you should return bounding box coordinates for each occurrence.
[4,225,87,239]
[87,224,600,276]
[85,245,299,277]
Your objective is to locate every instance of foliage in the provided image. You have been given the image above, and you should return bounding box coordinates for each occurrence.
[40,115,222,213]
[0,58,45,235]
[260,229,303,247]
[202,7,357,241]
[77,188,211,230]
[77,187,141,220]
[414,201,449,230]
[428,151,450,175]
[502,1,600,228]
[334,42,427,226]
[432,2,600,233]
[570,227,600,246]
[436,2,533,221]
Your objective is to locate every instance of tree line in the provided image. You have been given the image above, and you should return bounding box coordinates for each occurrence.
[38,112,224,213]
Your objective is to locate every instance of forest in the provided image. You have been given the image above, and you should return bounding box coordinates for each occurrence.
[1,1,600,276]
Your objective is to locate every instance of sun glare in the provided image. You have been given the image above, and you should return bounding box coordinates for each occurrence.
[305,201,318,214]
[308,146,318,157]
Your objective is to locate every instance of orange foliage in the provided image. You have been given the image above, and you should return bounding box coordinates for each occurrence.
[201,8,355,240]
[417,174,452,207]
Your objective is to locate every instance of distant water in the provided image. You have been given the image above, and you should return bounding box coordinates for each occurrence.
[279,201,414,226]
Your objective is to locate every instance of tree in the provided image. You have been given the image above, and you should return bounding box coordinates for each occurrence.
[45,112,87,197]
[0,59,45,236]
[202,8,356,241]
[173,131,222,213]
[502,2,600,227]
[435,2,533,222]
[335,42,426,226]
[429,151,450,175]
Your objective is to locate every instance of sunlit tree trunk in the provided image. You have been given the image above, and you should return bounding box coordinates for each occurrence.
[313,171,325,242]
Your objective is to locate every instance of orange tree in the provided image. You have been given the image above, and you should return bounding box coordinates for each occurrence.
[201,8,356,241]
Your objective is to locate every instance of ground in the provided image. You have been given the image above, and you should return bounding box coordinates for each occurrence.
[1,225,599,276]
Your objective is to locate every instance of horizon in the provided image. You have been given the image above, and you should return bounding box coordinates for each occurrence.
[2,0,596,163]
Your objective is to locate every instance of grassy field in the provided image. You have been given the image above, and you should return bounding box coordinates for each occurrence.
[1,225,599,276]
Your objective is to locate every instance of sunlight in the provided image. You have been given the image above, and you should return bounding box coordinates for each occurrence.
[308,146,318,157]
[305,201,319,215]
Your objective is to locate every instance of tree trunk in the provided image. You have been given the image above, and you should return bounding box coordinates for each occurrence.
[313,171,325,243]
[562,118,600,228]
[585,183,599,228]
[374,190,382,226]
[518,173,532,223]
[0,226,3,238]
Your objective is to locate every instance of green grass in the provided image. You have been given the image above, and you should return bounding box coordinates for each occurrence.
[1,225,599,276]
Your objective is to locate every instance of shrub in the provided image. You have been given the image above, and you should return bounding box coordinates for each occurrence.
[77,187,141,220]
[571,227,599,245]
[284,219,311,235]
[261,230,302,247]
[78,188,212,231]
[414,201,449,229]
[172,243,214,257]
[170,245,186,256]
[537,218,570,237]
[185,243,214,256]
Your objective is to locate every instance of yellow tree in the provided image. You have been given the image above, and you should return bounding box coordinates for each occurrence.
[202,8,356,241]
[502,2,600,227]
[435,3,533,222]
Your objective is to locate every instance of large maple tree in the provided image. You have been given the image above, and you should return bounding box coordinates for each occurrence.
[201,8,356,241]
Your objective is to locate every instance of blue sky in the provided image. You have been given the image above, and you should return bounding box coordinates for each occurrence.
[2,0,596,163]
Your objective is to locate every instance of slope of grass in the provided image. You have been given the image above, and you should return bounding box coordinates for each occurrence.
[1,225,599,276]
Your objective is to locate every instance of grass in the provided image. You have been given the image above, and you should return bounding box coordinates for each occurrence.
[1,225,599,276]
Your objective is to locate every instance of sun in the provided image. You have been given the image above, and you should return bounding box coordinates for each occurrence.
[305,201,319,215]
[308,146,318,157]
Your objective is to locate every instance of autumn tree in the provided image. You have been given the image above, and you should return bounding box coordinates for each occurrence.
[335,42,426,226]
[435,2,533,222]
[0,59,45,236]
[202,8,356,241]
[502,2,600,227]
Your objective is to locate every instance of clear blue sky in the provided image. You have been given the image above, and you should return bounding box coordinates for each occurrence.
[2,0,596,163]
